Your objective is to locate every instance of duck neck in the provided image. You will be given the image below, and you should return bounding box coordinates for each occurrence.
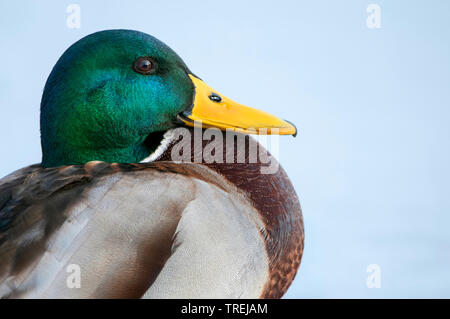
[41,144,149,168]
[40,130,168,168]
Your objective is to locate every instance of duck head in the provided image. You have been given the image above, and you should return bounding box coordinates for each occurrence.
[40,29,296,167]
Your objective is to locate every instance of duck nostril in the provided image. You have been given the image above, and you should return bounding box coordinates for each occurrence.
[209,93,222,103]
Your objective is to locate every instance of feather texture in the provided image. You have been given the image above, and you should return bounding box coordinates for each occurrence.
[0,130,303,298]
[0,162,268,298]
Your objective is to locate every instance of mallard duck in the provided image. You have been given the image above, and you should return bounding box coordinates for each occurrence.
[0,30,304,299]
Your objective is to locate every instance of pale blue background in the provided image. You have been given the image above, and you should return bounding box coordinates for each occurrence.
[0,1,449,298]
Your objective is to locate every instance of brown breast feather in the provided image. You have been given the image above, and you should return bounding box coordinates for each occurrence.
[154,128,304,298]
[0,129,304,298]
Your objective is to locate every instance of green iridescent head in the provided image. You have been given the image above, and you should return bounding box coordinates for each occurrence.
[40,29,296,167]
[41,29,194,167]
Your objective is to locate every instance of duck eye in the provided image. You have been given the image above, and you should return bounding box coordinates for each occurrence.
[133,57,157,75]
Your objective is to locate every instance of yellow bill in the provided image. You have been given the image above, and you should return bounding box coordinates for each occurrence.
[177,74,297,136]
